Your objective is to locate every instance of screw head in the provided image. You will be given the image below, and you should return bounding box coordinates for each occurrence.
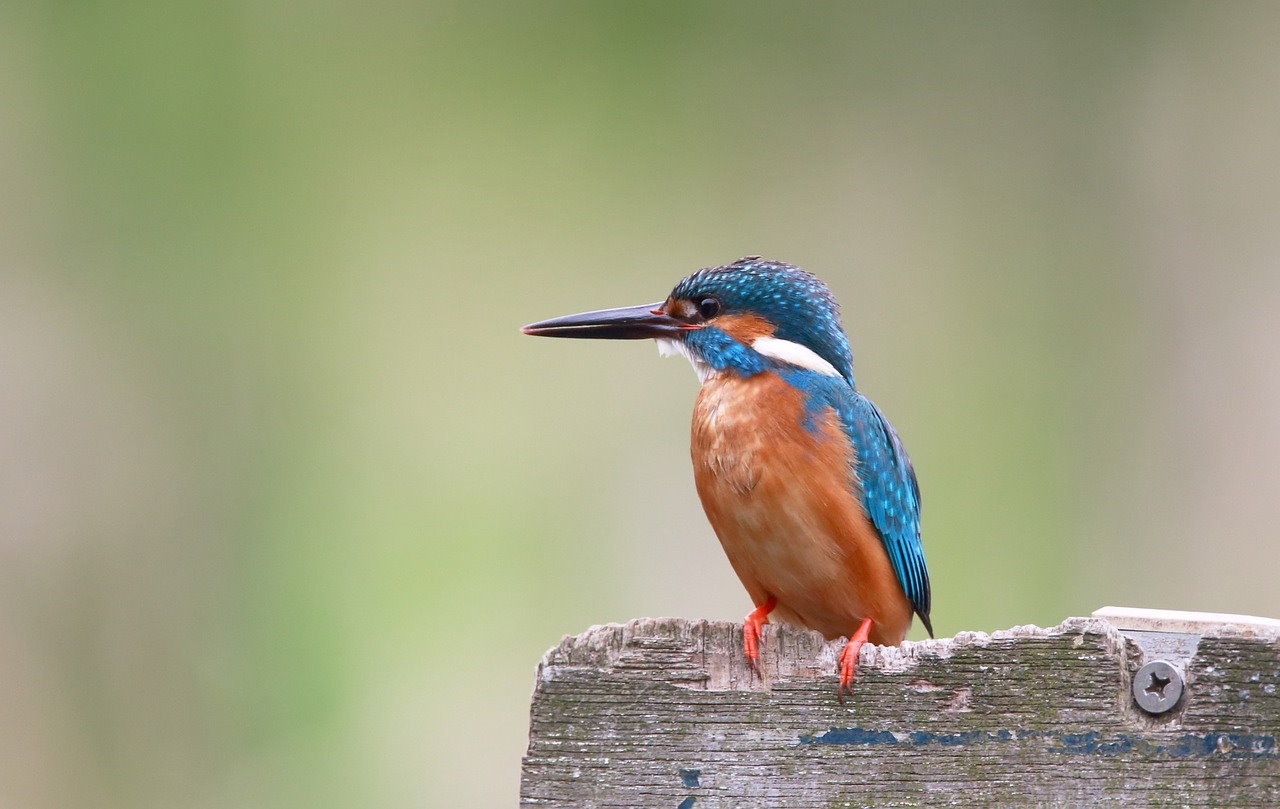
[1133,660,1184,714]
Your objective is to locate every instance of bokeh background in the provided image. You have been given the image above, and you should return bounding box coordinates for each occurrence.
[4,2,1280,806]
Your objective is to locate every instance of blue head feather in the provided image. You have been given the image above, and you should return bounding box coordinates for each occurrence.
[670,257,856,385]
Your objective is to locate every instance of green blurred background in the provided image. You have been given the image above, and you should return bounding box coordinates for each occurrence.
[4,2,1280,806]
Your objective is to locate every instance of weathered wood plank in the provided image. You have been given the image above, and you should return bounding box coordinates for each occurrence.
[521,616,1280,807]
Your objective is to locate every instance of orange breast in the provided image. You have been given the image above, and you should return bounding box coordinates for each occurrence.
[691,372,913,645]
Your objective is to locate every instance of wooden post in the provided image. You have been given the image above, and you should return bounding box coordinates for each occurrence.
[521,608,1280,807]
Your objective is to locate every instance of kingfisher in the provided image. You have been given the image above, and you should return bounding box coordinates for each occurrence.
[522,257,931,696]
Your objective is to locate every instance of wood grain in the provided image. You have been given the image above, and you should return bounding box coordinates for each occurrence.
[521,617,1280,807]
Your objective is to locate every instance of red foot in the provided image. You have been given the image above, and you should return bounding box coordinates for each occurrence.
[742,595,777,676]
[837,617,874,702]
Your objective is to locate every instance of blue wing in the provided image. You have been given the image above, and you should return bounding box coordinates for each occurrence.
[838,391,932,635]
[777,369,932,634]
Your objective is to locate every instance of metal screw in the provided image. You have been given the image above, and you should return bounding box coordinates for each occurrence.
[1133,660,1184,714]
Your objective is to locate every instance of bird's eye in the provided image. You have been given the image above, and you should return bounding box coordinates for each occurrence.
[698,297,721,319]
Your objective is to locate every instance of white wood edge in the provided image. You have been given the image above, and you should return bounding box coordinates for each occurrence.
[1093,605,1280,636]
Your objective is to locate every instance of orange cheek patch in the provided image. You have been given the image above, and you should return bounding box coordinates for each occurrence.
[714,314,775,342]
[663,297,698,320]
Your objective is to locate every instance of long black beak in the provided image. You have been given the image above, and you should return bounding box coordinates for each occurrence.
[522,302,691,340]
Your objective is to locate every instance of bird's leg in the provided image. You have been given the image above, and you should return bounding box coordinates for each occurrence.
[742,595,777,676]
[837,617,874,701]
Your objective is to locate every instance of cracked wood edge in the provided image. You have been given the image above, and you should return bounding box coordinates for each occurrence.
[522,617,1280,808]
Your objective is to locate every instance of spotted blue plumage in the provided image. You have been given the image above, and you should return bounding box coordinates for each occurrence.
[685,326,770,376]
[673,257,856,385]
[839,387,932,635]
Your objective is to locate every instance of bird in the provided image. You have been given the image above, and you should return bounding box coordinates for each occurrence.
[522,257,931,697]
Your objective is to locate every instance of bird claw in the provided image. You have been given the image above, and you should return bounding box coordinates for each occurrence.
[836,617,874,703]
[741,596,776,679]
[743,614,765,677]
[836,640,862,702]
[742,619,757,675]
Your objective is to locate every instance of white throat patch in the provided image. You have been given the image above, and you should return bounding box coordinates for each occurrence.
[750,336,842,377]
[656,338,716,383]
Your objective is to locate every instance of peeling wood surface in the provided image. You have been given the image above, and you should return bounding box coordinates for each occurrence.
[521,617,1280,807]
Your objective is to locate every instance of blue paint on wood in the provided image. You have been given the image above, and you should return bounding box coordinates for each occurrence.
[905,730,1012,747]
[800,727,1278,759]
[678,769,701,788]
[800,727,898,746]
[678,798,695,809]
[1050,732,1136,755]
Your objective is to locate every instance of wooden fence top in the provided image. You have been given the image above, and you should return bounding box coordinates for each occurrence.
[522,610,1280,807]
